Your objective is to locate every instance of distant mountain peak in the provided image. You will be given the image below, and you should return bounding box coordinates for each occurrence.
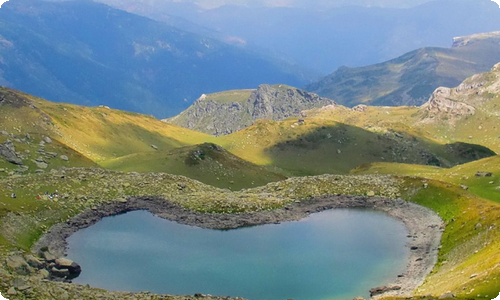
[452,31,500,48]
[167,85,335,135]
[307,31,500,108]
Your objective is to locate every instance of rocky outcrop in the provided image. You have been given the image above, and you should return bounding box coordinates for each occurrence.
[0,140,23,165]
[420,87,475,119]
[5,255,32,276]
[419,62,500,123]
[352,104,368,112]
[166,85,335,135]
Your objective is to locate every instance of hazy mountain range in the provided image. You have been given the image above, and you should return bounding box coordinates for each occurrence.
[306,31,500,107]
[95,0,500,73]
[1,0,499,118]
[0,0,310,117]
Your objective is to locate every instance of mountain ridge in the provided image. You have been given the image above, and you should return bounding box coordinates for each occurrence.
[305,31,500,107]
[166,84,335,135]
[0,0,310,118]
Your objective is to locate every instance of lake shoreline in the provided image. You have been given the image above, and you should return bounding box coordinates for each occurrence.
[34,195,443,299]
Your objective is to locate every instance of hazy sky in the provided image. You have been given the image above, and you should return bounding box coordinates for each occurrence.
[149,0,500,9]
[176,0,436,9]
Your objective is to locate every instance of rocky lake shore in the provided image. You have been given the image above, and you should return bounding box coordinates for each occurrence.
[32,194,443,300]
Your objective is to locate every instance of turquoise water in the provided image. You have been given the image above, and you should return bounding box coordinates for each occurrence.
[66,209,409,300]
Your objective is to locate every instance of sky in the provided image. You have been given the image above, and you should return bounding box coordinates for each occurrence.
[147,0,500,9]
[173,0,436,9]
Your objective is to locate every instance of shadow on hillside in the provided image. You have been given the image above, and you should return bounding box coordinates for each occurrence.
[262,123,495,176]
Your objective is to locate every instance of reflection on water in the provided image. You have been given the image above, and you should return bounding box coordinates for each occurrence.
[67,209,409,300]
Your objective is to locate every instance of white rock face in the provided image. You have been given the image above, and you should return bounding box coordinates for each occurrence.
[421,87,475,116]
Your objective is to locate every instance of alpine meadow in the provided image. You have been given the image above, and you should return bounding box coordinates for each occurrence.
[1,1,500,300]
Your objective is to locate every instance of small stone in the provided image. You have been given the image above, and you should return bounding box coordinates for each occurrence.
[55,257,81,274]
[367,191,375,197]
[44,136,52,144]
[37,269,50,279]
[46,152,58,157]
[25,254,44,268]
[40,250,57,262]
[50,267,70,278]
[151,145,158,150]
[6,255,32,275]
[7,287,16,295]
[60,155,69,161]
[34,160,48,169]
[369,286,401,297]
[475,171,492,177]
[439,292,455,299]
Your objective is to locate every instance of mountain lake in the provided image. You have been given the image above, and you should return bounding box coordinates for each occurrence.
[66,209,409,300]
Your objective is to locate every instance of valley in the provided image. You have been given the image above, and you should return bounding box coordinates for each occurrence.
[0,1,500,299]
[0,63,499,299]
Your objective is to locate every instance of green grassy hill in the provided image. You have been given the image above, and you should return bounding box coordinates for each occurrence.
[217,118,494,176]
[0,87,289,189]
[2,82,497,184]
[0,87,214,162]
[1,66,500,299]
[101,143,287,190]
[306,31,500,107]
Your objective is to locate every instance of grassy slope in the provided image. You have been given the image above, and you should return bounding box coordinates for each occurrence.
[352,155,500,204]
[101,143,287,190]
[217,117,494,176]
[0,88,290,190]
[37,101,216,162]
[0,85,500,298]
[0,87,216,163]
[306,65,500,156]
[398,179,500,299]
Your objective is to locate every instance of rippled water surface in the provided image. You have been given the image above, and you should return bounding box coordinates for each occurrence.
[67,209,409,300]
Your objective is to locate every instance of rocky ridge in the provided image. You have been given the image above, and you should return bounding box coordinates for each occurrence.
[306,32,500,108]
[166,85,335,135]
[419,62,500,123]
[452,31,500,48]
